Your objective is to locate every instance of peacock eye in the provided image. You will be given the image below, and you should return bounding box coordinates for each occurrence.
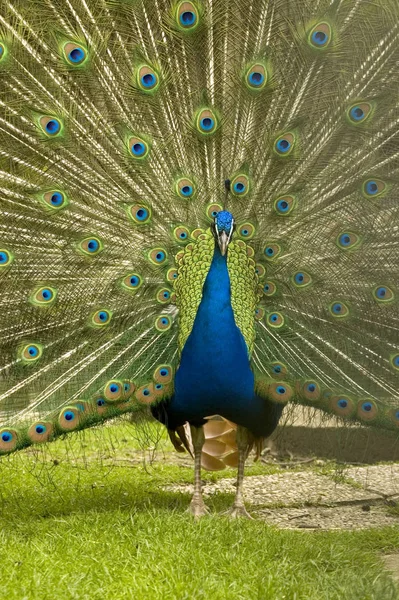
[347,102,373,125]
[137,66,159,92]
[274,195,295,215]
[231,174,250,197]
[263,243,281,260]
[362,178,387,198]
[78,237,103,256]
[21,343,43,362]
[390,354,399,371]
[266,311,285,328]
[173,226,190,243]
[148,248,168,265]
[263,281,277,296]
[293,271,312,288]
[337,231,361,250]
[155,315,172,331]
[373,285,394,303]
[245,63,267,90]
[329,301,350,318]
[91,309,112,327]
[0,249,13,267]
[274,133,295,156]
[196,109,218,135]
[153,364,173,383]
[39,116,63,137]
[177,2,199,30]
[31,286,57,306]
[128,136,150,159]
[237,222,255,239]
[308,23,332,49]
[128,204,152,225]
[41,189,69,210]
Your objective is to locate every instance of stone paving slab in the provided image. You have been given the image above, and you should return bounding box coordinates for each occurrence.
[167,471,381,507]
[346,465,399,496]
[255,505,399,530]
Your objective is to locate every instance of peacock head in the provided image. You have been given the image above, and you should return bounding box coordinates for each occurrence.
[213,210,235,256]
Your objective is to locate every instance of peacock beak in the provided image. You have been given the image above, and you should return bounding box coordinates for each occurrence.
[217,230,230,256]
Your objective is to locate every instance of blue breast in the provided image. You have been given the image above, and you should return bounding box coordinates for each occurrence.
[161,245,283,438]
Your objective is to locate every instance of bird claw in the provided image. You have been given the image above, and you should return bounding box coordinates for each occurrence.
[223,504,254,519]
[188,498,210,518]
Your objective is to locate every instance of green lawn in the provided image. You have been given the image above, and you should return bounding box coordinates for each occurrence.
[0,421,398,599]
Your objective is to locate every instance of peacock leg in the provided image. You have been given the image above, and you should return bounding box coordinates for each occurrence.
[226,426,253,519]
[188,424,209,518]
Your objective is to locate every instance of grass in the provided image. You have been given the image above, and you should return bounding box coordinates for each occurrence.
[0,421,398,600]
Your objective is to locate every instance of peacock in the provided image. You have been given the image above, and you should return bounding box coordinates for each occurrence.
[0,0,398,518]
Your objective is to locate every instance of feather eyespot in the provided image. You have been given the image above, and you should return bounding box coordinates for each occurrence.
[266,312,285,328]
[237,223,255,239]
[167,268,178,282]
[255,264,266,278]
[329,301,349,318]
[90,309,112,328]
[128,136,150,159]
[39,116,62,137]
[148,248,168,265]
[153,364,173,384]
[231,175,250,197]
[21,343,43,362]
[271,362,288,377]
[41,190,68,210]
[274,133,295,156]
[135,383,155,404]
[263,243,281,260]
[0,249,13,267]
[176,177,195,199]
[292,271,312,288]
[268,382,293,403]
[78,237,103,256]
[122,273,142,291]
[347,102,373,124]
[30,286,57,306]
[362,178,387,198]
[58,407,81,431]
[129,204,152,224]
[337,232,361,250]
[390,354,399,371]
[274,195,295,215]
[196,109,218,135]
[302,381,321,401]
[0,43,6,61]
[63,42,87,66]
[173,226,190,243]
[137,65,159,93]
[155,315,172,331]
[263,281,277,296]
[176,2,199,30]
[330,395,355,417]
[357,399,378,421]
[0,428,18,452]
[245,63,267,90]
[373,285,394,303]
[254,307,265,320]
[28,421,53,443]
[206,203,223,220]
[308,22,332,48]
[156,288,172,304]
[104,380,123,402]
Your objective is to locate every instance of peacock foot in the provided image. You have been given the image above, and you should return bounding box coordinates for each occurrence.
[223,504,254,519]
[188,496,210,518]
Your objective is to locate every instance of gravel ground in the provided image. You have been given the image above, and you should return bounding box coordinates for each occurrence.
[165,465,399,530]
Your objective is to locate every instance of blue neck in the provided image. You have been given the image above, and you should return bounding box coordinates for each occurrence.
[172,245,255,421]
